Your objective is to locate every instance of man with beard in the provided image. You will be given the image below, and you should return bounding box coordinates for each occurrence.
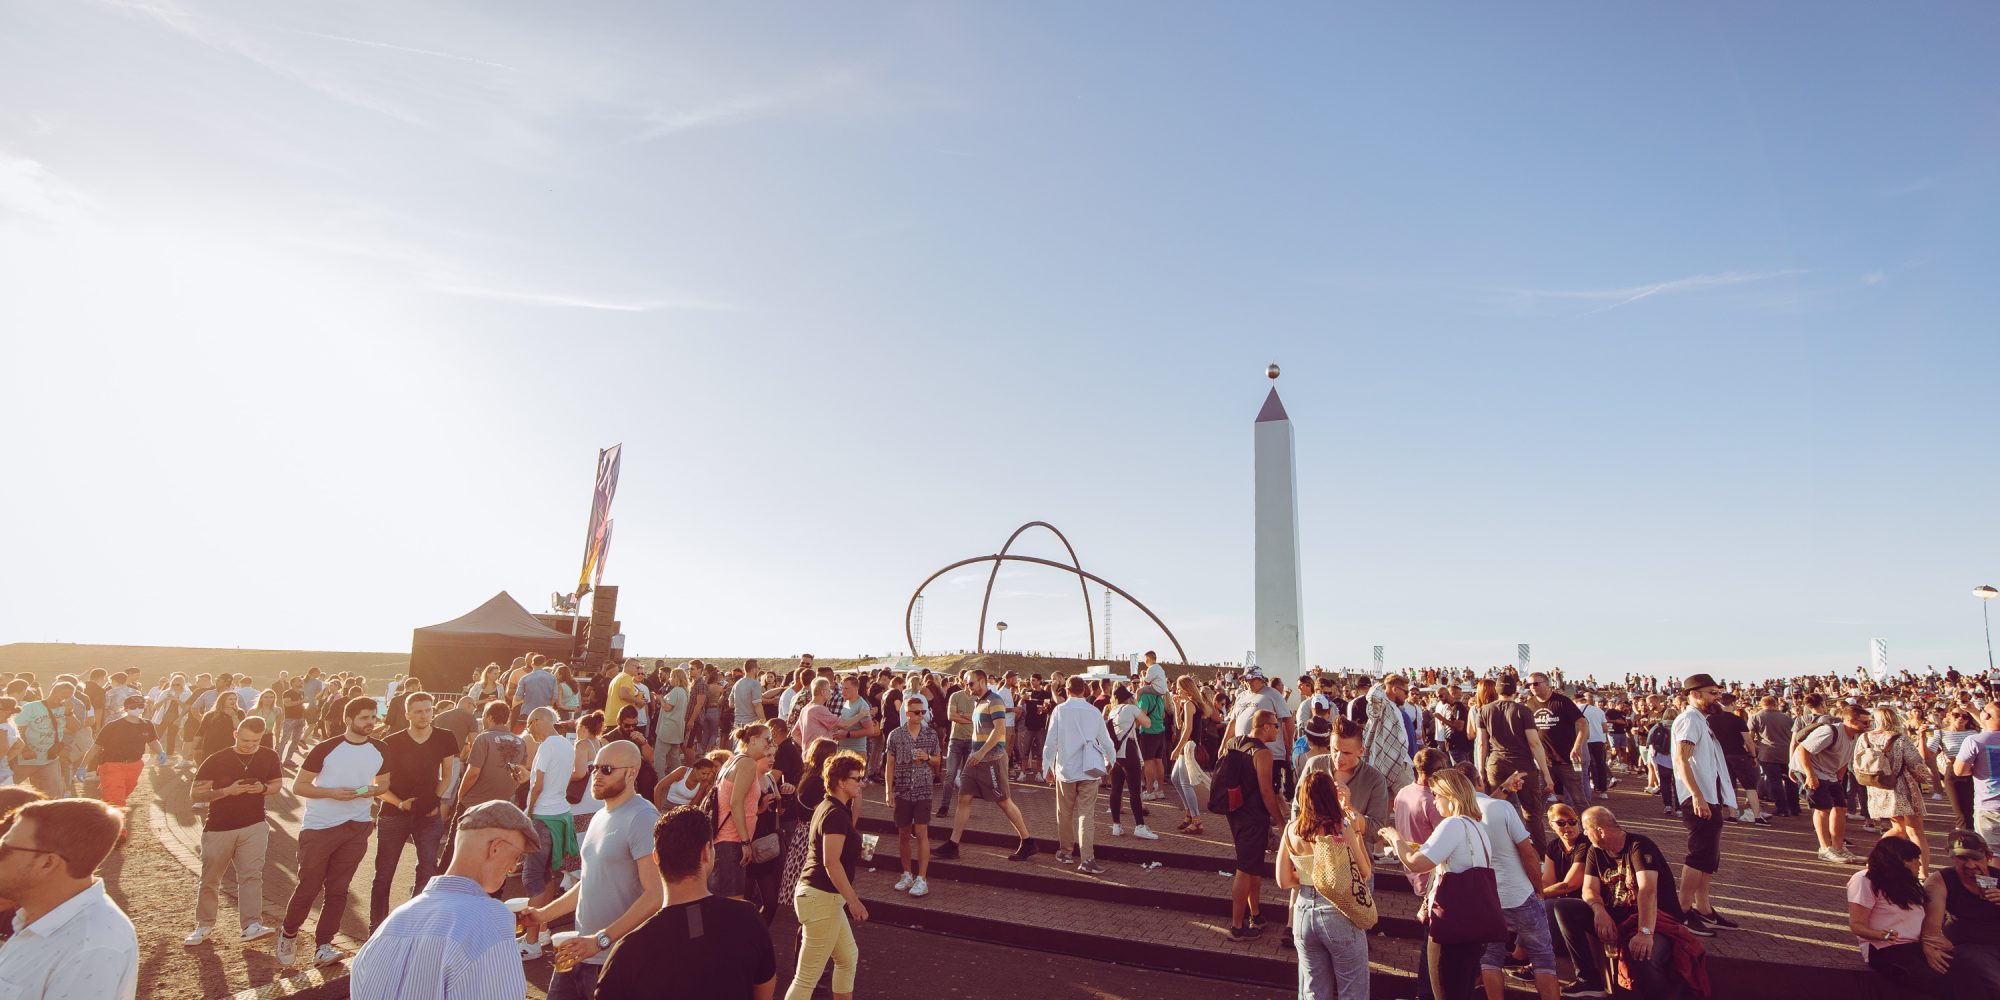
[279,698,389,968]
[0,799,136,999]
[933,669,1037,862]
[369,692,460,930]
[523,739,663,1000]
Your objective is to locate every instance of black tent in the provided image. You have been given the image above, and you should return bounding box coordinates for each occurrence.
[410,592,577,694]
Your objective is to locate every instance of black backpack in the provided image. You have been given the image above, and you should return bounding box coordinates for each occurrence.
[1648,722,1671,757]
[1208,736,1258,815]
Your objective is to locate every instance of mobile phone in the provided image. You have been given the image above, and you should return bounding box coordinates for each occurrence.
[1978,875,1997,891]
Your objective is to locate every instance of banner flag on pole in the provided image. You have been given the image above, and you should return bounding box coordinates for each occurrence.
[577,444,622,594]
[1869,638,1890,683]
[593,519,614,590]
[1517,643,1530,674]
[1373,646,1384,675]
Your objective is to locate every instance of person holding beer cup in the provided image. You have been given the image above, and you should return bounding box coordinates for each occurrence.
[349,800,540,1000]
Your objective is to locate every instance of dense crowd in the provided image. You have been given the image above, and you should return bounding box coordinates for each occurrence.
[0,656,1997,999]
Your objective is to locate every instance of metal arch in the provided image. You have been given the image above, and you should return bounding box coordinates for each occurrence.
[903,553,1189,665]
[976,521,1094,658]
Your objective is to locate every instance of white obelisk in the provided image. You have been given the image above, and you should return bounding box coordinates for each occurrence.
[1255,367,1303,679]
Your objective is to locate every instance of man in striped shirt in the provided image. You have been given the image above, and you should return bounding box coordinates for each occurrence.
[350,800,540,1000]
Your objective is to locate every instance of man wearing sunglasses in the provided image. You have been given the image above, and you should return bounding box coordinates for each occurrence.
[0,798,137,999]
[523,740,663,1000]
[885,695,942,896]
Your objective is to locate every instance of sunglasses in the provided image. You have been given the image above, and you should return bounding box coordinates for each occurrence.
[588,764,636,777]
[1553,819,1578,827]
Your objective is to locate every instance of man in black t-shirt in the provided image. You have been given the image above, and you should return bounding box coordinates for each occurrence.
[188,716,283,946]
[369,692,460,929]
[597,806,776,1000]
[94,696,160,807]
[1581,806,1684,999]
[1528,673,1590,809]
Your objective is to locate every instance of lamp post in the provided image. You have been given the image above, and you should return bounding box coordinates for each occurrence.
[995,621,1008,653]
[1976,587,1998,674]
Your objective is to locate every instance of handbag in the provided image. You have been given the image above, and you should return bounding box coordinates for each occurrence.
[1309,833,1379,931]
[1421,816,1509,944]
[1173,744,1211,802]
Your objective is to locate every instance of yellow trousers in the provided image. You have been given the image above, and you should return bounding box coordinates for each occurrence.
[785,884,858,999]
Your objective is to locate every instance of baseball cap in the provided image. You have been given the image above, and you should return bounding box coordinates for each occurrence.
[1243,665,1267,680]
[1312,694,1336,712]
[1949,829,1991,860]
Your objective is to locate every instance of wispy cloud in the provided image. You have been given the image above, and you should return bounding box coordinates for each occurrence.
[1505,268,1809,313]
[432,284,733,313]
[1859,271,1887,286]
[271,26,516,72]
[626,71,856,143]
[0,153,98,226]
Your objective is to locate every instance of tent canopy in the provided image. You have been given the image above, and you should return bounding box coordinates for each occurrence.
[410,592,577,692]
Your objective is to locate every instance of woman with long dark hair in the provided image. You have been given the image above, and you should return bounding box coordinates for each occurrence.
[1103,686,1155,840]
[1276,770,1372,999]
[1848,836,1948,996]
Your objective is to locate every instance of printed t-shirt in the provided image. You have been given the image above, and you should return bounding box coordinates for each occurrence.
[1585,832,1682,924]
[464,730,527,807]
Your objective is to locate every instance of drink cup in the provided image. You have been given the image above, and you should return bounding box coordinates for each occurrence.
[860,833,879,862]
[552,931,581,973]
[505,897,530,937]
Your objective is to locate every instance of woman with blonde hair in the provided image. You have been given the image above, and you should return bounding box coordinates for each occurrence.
[1276,769,1373,999]
[1859,704,1934,873]
[1170,674,1214,834]
[1382,768,1499,1000]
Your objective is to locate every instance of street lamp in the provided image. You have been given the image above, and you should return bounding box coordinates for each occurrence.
[1977,587,1999,674]
[995,621,1008,653]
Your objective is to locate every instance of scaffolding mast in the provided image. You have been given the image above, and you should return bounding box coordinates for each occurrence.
[911,594,925,655]
[1102,588,1113,659]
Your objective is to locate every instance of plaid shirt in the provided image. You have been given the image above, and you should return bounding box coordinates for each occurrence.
[886,724,941,801]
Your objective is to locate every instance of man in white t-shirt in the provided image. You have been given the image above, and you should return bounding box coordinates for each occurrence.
[524,708,576,909]
[1580,692,1612,798]
[729,662,763,728]
[1670,674,1737,936]
[1228,666,1292,794]
[1474,782,1561,997]
[279,698,389,968]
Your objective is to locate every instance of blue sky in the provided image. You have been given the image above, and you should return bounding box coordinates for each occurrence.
[2,3,1995,681]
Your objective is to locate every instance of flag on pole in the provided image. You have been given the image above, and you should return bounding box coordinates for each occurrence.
[1373,646,1384,675]
[593,519,614,590]
[577,444,622,594]
[1869,638,1890,683]
[1517,643,1531,674]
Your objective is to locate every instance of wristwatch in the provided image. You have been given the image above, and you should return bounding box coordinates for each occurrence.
[1638,927,1654,936]
[593,931,613,951]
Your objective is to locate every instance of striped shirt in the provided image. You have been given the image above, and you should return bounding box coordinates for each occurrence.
[349,876,525,1000]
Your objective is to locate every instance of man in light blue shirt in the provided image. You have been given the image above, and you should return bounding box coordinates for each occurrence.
[513,663,559,719]
[351,800,538,1000]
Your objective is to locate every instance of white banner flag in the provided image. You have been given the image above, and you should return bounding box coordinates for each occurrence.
[1869,638,1890,683]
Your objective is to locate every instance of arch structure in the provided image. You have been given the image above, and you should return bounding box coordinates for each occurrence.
[904,521,1189,665]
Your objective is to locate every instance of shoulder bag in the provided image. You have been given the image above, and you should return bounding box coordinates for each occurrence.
[1309,832,1379,930]
[1420,815,1510,944]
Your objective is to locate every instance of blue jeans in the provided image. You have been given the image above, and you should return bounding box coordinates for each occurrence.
[522,821,555,896]
[370,808,444,928]
[1481,898,1557,974]
[1293,885,1370,1000]
[548,961,601,1000]
[1172,768,1202,816]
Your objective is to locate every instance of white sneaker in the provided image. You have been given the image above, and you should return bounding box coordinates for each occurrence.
[909,876,930,897]
[183,925,212,947]
[518,940,543,960]
[1133,825,1160,841]
[313,944,343,966]
[275,933,298,966]
[1110,823,1124,837]
[894,871,914,892]
[240,922,277,943]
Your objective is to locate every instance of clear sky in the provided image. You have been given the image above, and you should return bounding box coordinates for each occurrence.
[3,3,1996,681]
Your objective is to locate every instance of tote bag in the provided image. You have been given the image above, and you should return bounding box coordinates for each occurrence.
[1420,815,1509,944]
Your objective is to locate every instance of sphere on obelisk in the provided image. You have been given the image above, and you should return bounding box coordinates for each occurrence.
[1266,363,1281,380]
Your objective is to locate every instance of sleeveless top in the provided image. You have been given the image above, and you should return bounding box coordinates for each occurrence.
[714,754,762,844]
[1942,867,2000,946]
[664,773,702,807]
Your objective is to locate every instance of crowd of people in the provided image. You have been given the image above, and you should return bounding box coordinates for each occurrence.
[0,655,1997,999]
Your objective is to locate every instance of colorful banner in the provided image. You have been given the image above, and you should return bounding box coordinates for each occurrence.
[577,444,622,594]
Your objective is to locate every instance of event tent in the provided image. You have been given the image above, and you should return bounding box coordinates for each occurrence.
[410,591,577,693]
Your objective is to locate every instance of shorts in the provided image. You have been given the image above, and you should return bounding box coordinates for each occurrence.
[1609,734,1629,751]
[1482,898,1558,974]
[962,757,1009,803]
[893,796,933,828]
[1725,756,1758,790]
[708,840,747,896]
[1808,780,1848,812]
[1138,731,1168,761]
[1680,807,1725,874]
[1227,811,1270,874]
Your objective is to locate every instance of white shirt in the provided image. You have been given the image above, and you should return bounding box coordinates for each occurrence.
[777,687,798,722]
[0,880,138,1000]
[1671,706,1738,810]
[1041,697,1116,783]
[529,735,575,816]
[235,685,260,711]
[1581,704,1607,743]
[1472,794,1535,909]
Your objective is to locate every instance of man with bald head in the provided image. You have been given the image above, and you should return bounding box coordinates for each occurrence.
[524,738,662,1000]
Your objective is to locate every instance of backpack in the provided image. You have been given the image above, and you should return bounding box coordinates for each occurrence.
[1647,722,1671,757]
[1209,736,1260,815]
[1853,732,1902,789]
